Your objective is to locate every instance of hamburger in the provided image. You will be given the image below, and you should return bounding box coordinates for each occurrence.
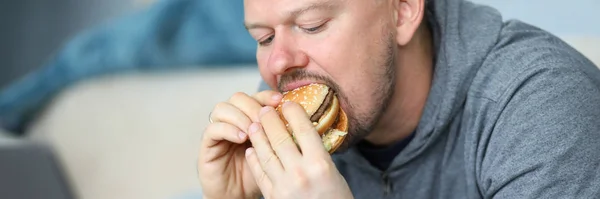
[275,83,348,154]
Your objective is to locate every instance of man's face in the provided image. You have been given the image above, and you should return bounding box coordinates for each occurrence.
[244,0,398,149]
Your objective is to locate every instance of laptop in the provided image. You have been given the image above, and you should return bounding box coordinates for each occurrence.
[0,136,76,199]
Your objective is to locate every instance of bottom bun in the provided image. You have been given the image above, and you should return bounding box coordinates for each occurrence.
[322,108,348,153]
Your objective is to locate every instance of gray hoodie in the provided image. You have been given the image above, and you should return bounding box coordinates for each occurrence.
[329,0,600,198]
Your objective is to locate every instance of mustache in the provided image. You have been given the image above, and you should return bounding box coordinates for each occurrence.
[277,70,342,94]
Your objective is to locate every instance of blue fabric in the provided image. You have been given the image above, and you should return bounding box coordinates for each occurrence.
[0,0,258,134]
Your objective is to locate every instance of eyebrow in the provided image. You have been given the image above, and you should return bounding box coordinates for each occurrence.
[244,0,338,30]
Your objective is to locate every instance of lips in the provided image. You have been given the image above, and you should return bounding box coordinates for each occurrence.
[281,80,324,92]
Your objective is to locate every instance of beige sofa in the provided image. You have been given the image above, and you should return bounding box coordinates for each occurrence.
[20,37,600,199]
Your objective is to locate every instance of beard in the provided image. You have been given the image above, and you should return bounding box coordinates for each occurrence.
[277,32,397,153]
[338,32,397,152]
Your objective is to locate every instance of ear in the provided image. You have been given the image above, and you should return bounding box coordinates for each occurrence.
[392,0,425,46]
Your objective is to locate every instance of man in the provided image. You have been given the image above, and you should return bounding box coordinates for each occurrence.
[198,0,600,198]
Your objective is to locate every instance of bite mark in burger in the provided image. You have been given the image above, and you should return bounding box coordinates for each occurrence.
[275,83,348,153]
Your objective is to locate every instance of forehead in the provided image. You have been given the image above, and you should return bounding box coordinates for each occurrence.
[244,0,341,21]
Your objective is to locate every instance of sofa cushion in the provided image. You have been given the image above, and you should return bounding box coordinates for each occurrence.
[26,67,261,199]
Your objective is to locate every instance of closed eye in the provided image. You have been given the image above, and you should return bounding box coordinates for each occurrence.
[258,35,274,46]
[301,21,328,34]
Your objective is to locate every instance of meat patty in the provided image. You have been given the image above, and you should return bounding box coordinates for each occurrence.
[310,89,334,122]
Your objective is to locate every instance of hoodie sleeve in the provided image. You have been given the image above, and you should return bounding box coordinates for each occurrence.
[0,0,257,134]
[480,64,600,198]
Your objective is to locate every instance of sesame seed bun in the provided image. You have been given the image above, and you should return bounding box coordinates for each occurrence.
[275,83,348,154]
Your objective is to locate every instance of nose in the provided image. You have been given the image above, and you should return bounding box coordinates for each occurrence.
[266,34,309,75]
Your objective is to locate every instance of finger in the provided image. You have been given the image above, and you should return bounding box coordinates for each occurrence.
[258,106,302,166]
[251,90,283,107]
[210,102,253,134]
[199,123,248,167]
[200,122,247,148]
[245,147,274,197]
[247,122,284,180]
[281,101,328,156]
[228,91,281,123]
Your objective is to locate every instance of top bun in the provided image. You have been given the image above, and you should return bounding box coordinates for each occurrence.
[277,83,331,117]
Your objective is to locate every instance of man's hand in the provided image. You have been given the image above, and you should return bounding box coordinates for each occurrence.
[245,101,354,199]
[198,91,282,199]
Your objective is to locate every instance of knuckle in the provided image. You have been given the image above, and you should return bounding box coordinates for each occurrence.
[261,153,279,167]
[262,106,277,117]
[295,123,316,136]
[213,102,229,113]
[230,92,249,102]
[291,167,310,190]
[206,123,227,133]
[309,159,332,176]
[202,123,237,143]
[255,90,274,99]
[272,134,292,148]
[203,124,214,134]
[257,171,268,184]
[214,102,250,125]
[265,193,276,199]
[259,107,279,124]
[278,188,295,199]
[202,124,218,138]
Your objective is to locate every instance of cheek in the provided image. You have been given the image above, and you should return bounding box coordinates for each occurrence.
[309,48,382,117]
[257,49,278,90]
[306,30,383,108]
[343,72,382,114]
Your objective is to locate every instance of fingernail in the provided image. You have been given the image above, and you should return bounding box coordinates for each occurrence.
[248,123,260,135]
[245,147,254,157]
[272,93,282,101]
[259,106,271,117]
[238,131,247,139]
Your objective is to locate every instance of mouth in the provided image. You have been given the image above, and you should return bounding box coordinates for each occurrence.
[281,80,325,92]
